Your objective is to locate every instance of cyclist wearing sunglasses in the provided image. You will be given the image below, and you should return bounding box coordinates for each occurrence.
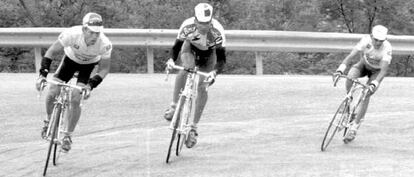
[164,3,227,148]
[35,12,112,152]
[334,25,392,143]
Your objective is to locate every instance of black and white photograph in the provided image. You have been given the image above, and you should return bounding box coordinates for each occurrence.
[1,0,414,176]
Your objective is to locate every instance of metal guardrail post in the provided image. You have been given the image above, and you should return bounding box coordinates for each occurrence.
[146,47,154,73]
[34,47,42,74]
[255,52,263,75]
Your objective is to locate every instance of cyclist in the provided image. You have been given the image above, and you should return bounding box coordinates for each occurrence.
[334,25,392,143]
[35,12,112,152]
[164,3,227,148]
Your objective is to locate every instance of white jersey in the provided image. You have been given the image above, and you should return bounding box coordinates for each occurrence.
[354,35,392,69]
[58,26,112,64]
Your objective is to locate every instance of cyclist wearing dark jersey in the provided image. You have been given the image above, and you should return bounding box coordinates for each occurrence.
[164,3,227,148]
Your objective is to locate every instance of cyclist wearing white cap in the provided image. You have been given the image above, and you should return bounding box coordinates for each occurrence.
[334,25,392,143]
[35,12,112,152]
[164,3,227,148]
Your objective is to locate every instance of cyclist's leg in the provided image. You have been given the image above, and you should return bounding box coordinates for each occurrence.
[344,63,370,142]
[354,69,380,124]
[345,62,364,93]
[193,49,216,125]
[43,56,74,137]
[185,48,215,148]
[165,40,195,120]
[64,62,96,134]
[47,57,76,117]
[61,61,95,152]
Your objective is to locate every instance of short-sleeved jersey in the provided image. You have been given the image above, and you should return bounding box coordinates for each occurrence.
[176,17,226,51]
[354,35,392,69]
[58,26,112,65]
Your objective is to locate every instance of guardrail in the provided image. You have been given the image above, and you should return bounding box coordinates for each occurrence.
[1,28,414,74]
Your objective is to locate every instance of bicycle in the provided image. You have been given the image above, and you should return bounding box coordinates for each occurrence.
[164,63,211,163]
[40,79,86,176]
[320,74,370,152]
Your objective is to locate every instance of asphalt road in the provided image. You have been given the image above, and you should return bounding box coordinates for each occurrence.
[1,73,414,177]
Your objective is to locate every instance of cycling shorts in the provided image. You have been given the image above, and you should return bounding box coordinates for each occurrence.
[54,56,97,84]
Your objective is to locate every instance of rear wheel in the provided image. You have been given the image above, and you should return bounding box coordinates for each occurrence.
[43,105,61,176]
[321,98,350,151]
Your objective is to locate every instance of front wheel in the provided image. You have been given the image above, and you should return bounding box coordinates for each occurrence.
[321,98,350,151]
[43,105,61,176]
[166,96,185,163]
[176,97,193,156]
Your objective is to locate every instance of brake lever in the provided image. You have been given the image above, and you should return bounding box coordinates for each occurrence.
[37,82,47,99]
[333,75,340,87]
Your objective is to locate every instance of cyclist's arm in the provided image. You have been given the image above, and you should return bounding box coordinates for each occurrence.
[341,48,360,67]
[215,44,226,74]
[170,39,184,62]
[372,60,390,86]
[88,41,112,90]
[96,57,110,78]
[87,58,110,90]
[39,40,64,77]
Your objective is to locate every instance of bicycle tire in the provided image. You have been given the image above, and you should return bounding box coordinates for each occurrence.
[53,107,65,166]
[176,96,193,156]
[43,105,61,176]
[321,98,349,151]
[166,97,185,163]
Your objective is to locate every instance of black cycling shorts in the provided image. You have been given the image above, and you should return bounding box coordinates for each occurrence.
[351,61,380,78]
[54,56,97,84]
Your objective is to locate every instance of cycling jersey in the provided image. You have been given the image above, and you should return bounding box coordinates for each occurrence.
[176,17,226,50]
[58,26,112,65]
[354,35,392,70]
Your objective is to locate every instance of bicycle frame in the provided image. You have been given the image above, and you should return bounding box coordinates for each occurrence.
[41,79,85,176]
[321,74,370,151]
[335,75,370,129]
[165,64,210,163]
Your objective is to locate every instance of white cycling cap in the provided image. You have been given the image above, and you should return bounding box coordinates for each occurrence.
[371,25,388,40]
[82,12,104,32]
[194,3,213,22]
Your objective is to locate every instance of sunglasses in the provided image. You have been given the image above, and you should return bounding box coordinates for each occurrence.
[87,20,103,26]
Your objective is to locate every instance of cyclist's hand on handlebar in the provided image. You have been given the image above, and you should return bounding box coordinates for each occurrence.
[82,85,92,100]
[368,81,379,94]
[36,76,47,91]
[332,71,342,82]
[368,84,376,93]
[166,58,175,71]
[205,70,217,86]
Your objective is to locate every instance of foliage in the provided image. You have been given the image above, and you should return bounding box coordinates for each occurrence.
[0,0,414,76]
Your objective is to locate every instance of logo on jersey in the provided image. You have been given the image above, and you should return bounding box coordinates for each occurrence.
[73,44,79,49]
[204,9,211,17]
[366,55,381,66]
[181,24,197,38]
[366,44,371,49]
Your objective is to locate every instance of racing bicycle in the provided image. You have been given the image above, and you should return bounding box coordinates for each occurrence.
[40,79,86,176]
[164,63,211,163]
[321,74,370,151]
